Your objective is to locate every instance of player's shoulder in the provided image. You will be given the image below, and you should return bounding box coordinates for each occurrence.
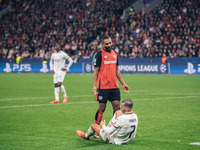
[116,115,127,126]
[112,50,118,56]
[51,51,56,57]
[95,50,102,57]
[112,49,117,54]
[60,50,68,55]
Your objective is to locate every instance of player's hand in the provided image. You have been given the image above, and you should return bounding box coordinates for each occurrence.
[51,70,55,74]
[123,84,130,93]
[93,87,98,95]
[100,120,106,127]
[61,68,67,71]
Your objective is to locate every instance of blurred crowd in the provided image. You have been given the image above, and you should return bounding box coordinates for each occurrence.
[0,0,200,60]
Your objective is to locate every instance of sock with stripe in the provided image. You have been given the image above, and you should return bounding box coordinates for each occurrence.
[95,109,103,124]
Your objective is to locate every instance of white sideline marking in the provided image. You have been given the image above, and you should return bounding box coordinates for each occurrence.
[0,95,199,109]
[189,142,200,146]
[0,93,200,101]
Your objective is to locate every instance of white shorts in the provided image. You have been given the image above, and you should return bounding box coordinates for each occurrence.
[100,129,113,144]
[53,72,66,83]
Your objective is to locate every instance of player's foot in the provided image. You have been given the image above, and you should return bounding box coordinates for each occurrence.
[50,100,60,104]
[63,96,68,103]
[76,130,90,140]
[93,132,100,138]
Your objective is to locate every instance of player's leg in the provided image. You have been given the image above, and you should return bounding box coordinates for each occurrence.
[58,73,68,103]
[50,74,60,104]
[110,89,121,114]
[76,124,100,140]
[91,124,102,135]
[111,100,120,113]
[95,102,107,124]
[95,89,108,124]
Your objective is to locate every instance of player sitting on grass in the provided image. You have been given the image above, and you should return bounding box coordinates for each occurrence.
[76,99,138,145]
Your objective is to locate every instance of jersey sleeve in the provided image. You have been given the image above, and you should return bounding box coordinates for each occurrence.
[117,55,119,66]
[50,54,54,71]
[94,51,102,67]
[114,51,119,66]
[113,116,125,128]
[64,52,70,59]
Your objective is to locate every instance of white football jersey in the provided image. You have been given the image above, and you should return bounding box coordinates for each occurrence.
[102,112,138,145]
[50,51,69,73]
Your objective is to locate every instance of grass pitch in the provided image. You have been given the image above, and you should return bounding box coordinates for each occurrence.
[0,73,200,150]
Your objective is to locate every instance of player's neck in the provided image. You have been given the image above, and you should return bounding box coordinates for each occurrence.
[103,48,112,53]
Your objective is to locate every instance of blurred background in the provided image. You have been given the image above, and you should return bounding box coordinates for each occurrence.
[0,0,200,74]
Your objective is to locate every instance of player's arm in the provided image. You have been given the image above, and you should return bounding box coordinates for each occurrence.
[116,58,129,93]
[93,51,101,95]
[61,54,73,72]
[50,55,55,74]
[93,67,100,95]
[101,120,118,135]
[66,57,73,71]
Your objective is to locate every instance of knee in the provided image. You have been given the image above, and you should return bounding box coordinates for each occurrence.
[115,110,123,118]
[113,104,120,112]
[91,124,96,130]
[98,106,106,112]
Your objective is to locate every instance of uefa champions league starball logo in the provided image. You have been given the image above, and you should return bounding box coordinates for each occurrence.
[160,64,167,73]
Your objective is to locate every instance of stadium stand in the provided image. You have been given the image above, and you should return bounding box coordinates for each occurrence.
[0,0,199,59]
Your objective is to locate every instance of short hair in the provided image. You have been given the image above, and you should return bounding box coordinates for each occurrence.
[122,99,133,109]
[102,35,112,43]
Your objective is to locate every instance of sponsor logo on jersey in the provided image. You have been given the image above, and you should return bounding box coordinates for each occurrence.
[104,60,117,64]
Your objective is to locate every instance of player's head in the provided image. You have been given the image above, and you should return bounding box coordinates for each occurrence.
[102,35,112,52]
[55,43,61,51]
[121,99,133,113]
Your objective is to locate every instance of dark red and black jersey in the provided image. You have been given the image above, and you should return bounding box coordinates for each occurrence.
[94,49,119,89]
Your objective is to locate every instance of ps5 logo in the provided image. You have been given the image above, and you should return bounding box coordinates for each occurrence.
[184,62,196,74]
[3,63,31,72]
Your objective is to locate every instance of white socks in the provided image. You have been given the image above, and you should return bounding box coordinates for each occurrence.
[54,85,67,101]
[85,126,95,138]
[54,87,59,101]
[60,85,67,97]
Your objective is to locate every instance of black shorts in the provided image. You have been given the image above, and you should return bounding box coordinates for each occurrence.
[96,88,120,103]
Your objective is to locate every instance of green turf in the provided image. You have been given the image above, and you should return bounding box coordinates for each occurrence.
[0,73,200,150]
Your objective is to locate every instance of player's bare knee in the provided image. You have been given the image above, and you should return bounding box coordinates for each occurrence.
[98,107,106,112]
[113,105,120,112]
[91,124,98,130]
[98,103,106,112]
[115,110,123,118]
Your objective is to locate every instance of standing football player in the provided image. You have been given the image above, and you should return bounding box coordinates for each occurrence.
[50,43,73,104]
[93,35,129,126]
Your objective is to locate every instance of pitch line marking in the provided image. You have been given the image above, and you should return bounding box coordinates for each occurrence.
[0,93,200,101]
[0,95,199,109]
[189,142,200,146]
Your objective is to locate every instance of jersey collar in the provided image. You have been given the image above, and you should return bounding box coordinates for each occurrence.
[125,111,133,115]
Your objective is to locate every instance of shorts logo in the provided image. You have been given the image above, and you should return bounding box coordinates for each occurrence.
[98,96,103,100]
[104,56,107,58]
[113,55,116,58]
